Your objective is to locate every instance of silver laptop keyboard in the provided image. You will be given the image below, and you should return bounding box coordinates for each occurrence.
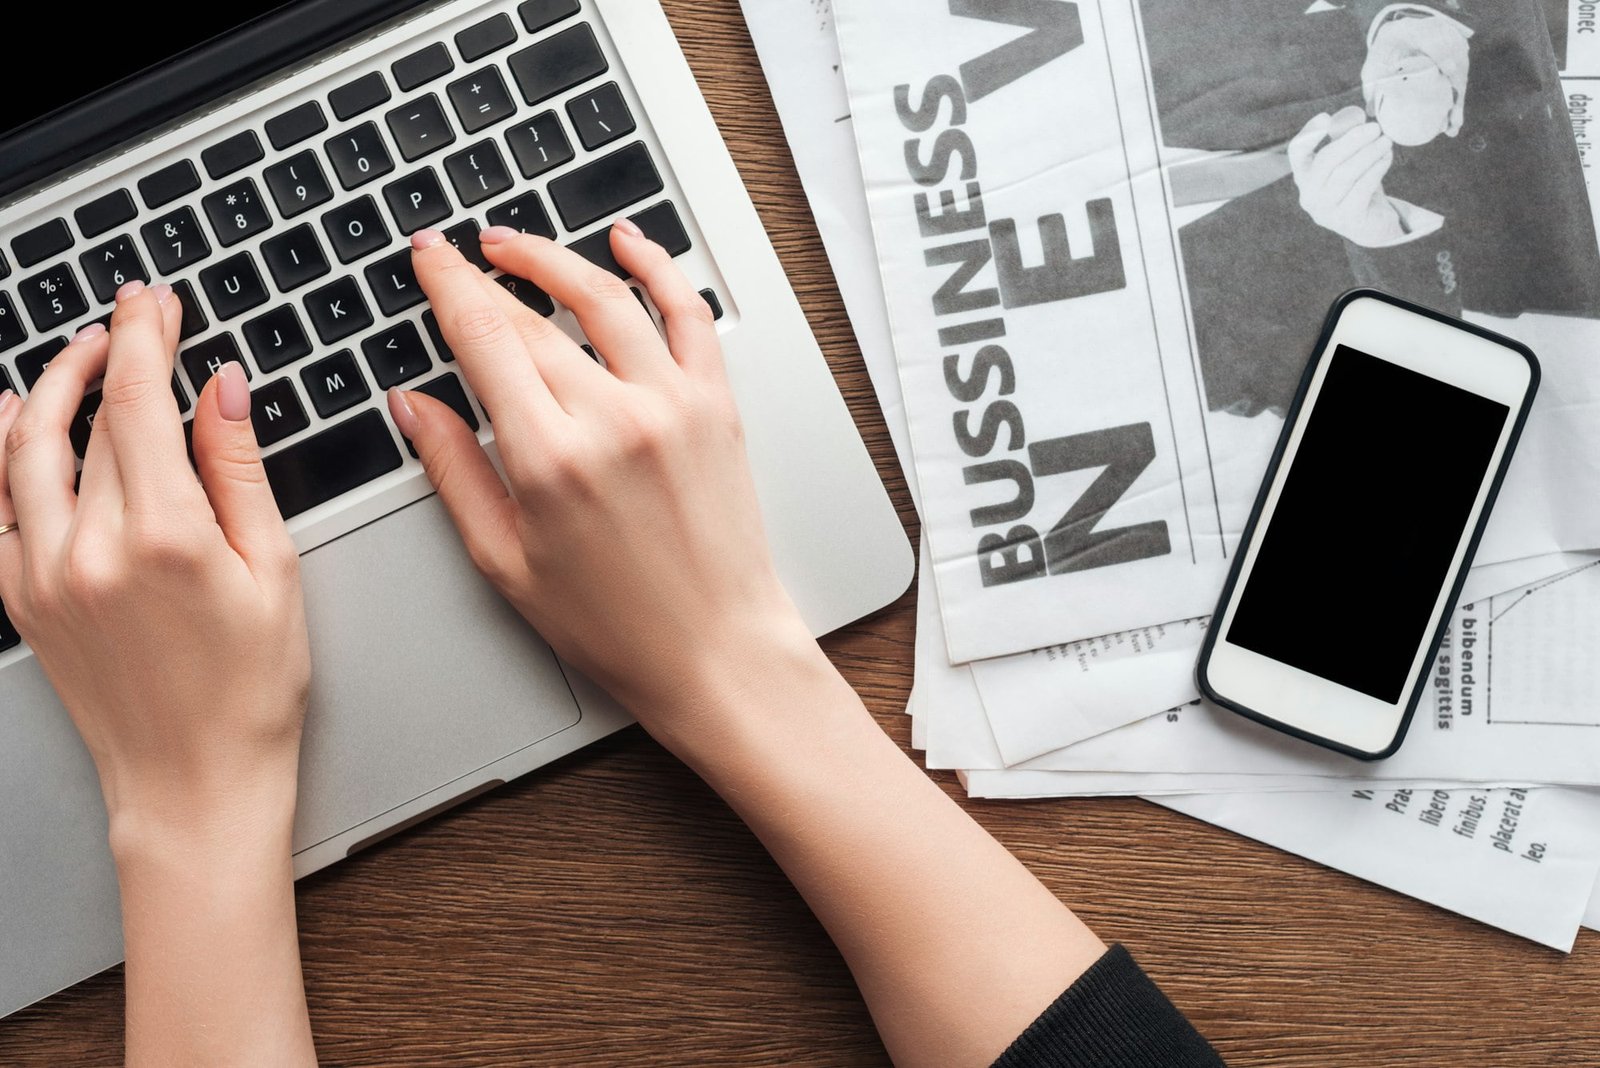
[0,0,726,652]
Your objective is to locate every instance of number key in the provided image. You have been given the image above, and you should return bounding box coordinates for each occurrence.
[326,122,396,190]
[0,292,27,352]
[203,179,273,247]
[19,265,89,332]
[448,68,517,135]
[141,206,212,274]
[385,94,456,162]
[264,152,333,218]
[80,236,151,304]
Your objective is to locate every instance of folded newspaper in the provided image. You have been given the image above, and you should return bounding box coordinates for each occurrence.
[835,0,1600,664]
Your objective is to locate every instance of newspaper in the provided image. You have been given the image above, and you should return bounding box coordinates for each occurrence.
[837,0,1600,664]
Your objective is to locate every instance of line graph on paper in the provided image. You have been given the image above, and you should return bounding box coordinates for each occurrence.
[1456,561,1600,727]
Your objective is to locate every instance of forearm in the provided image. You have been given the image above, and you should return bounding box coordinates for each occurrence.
[110,778,316,1068]
[666,631,1105,1068]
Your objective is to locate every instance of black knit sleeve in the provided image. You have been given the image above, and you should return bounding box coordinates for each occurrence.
[991,945,1226,1068]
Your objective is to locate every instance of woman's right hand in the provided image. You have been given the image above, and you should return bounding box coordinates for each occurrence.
[393,222,821,754]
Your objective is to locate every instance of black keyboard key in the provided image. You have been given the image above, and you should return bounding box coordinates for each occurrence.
[443,220,491,271]
[0,250,10,282]
[518,0,581,33]
[568,203,690,278]
[301,349,370,418]
[497,274,553,316]
[250,378,311,447]
[0,600,17,652]
[79,237,149,304]
[19,265,88,331]
[202,130,264,180]
[265,100,328,150]
[0,294,26,352]
[382,169,451,234]
[362,321,432,389]
[699,288,723,321]
[200,252,269,321]
[0,366,11,394]
[14,219,73,269]
[74,189,138,239]
[203,179,273,248]
[364,247,426,316]
[567,82,633,150]
[262,224,331,292]
[422,309,454,363]
[15,338,65,389]
[448,68,517,135]
[329,71,391,121]
[264,152,334,218]
[139,160,201,208]
[457,13,517,61]
[171,280,209,340]
[304,277,373,343]
[548,142,662,231]
[243,305,313,372]
[386,95,456,163]
[505,111,573,180]
[326,123,396,190]
[265,409,402,519]
[172,374,192,416]
[322,197,390,264]
[182,333,249,393]
[69,389,103,459]
[486,191,555,238]
[394,43,454,91]
[445,141,513,207]
[408,373,479,456]
[142,206,212,274]
[508,24,608,105]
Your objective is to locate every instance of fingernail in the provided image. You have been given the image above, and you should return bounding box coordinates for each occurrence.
[478,225,520,245]
[388,388,419,439]
[72,322,107,342]
[115,279,146,302]
[612,216,643,239]
[0,389,13,414]
[216,362,252,422]
[152,283,174,305]
[412,228,447,250]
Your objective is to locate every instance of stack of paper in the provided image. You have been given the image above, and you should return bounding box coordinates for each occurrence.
[740,0,1600,951]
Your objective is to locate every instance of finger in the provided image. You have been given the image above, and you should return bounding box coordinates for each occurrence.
[410,229,570,433]
[479,226,670,384]
[191,362,295,575]
[388,387,520,583]
[5,328,110,548]
[1338,147,1394,217]
[102,281,188,504]
[1287,113,1332,176]
[607,222,725,382]
[1305,122,1383,190]
[1323,135,1391,204]
[0,390,23,601]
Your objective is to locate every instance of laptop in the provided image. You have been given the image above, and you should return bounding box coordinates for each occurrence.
[0,0,912,1018]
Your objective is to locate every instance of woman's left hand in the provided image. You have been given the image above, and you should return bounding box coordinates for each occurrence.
[0,281,309,842]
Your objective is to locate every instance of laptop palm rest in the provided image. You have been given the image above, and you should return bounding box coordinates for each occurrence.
[0,493,579,1016]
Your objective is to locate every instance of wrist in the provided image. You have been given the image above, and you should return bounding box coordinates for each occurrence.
[107,765,300,874]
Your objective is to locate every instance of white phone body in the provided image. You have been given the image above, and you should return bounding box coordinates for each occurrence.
[1196,290,1539,760]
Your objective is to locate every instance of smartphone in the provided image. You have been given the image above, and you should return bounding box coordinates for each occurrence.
[1196,289,1539,760]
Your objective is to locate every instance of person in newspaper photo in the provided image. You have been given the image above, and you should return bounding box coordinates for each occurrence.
[1140,0,1600,418]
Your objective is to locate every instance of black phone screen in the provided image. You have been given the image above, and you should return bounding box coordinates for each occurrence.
[1225,344,1509,703]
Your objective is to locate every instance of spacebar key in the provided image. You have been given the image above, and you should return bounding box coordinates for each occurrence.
[263,409,404,519]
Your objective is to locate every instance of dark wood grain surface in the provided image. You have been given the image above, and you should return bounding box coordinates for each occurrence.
[5,3,1599,1065]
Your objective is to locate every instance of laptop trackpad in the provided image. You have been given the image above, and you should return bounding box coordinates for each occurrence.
[293,495,580,851]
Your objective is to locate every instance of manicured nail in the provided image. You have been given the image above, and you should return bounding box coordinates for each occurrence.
[72,322,107,342]
[0,389,14,414]
[412,228,447,250]
[115,279,146,302]
[478,225,520,245]
[612,216,643,239]
[216,362,252,422]
[388,388,419,439]
[152,283,174,305]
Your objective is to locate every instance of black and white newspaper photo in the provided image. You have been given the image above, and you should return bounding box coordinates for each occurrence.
[837,0,1600,663]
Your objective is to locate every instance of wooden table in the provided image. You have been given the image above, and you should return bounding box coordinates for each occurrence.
[6,3,1599,1064]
